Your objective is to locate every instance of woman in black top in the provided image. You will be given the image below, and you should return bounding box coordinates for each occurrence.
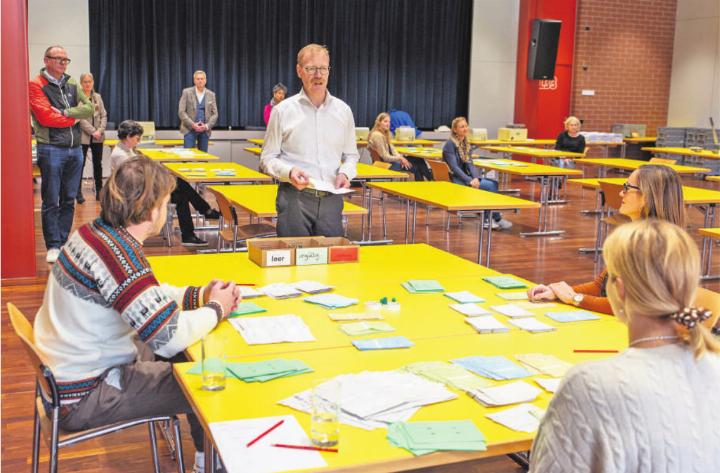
[552,116,586,168]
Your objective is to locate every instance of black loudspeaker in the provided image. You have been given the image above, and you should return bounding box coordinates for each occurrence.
[527,19,562,80]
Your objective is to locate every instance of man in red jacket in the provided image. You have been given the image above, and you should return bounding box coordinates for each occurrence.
[29,45,93,264]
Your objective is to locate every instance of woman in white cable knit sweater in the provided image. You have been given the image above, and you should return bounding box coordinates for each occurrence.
[530,219,720,473]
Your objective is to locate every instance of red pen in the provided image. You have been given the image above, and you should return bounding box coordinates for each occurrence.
[236,283,256,286]
[272,443,338,453]
[246,419,284,447]
[573,349,619,353]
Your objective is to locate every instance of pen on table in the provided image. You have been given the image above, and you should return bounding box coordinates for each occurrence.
[272,443,338,453]
[246,419,284,447]
[573,349,619,353]
[236,283,256,286]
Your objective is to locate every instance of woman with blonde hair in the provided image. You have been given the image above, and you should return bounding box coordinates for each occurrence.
[528,164,685,314]
[552,115,586,169]
[367,112,429,181]
[530,219,720,472]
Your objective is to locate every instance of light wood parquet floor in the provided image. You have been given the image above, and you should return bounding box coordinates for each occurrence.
[2,167,717,472]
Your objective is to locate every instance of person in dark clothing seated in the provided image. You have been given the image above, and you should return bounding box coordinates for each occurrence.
[552,115,586,168]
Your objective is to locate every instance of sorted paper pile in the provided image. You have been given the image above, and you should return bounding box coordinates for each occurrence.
[401,280,445,293]
[491,304,534,318]
[515,354,572,377]
[535,377,562,393]
[387,420,487,455]
[239,286,263,298]
[469,381,542,406]
[229,301,267,317]
[187,359,312,382]
[465,316,509,333]
[444,291,485,304]
[229,314,315,344]
[304,293,358,309]
[352,336,413,350]
[450,303,491,317]
[486,403,545,432]
[293,280,333,294]
[403,361,493,391]
[259,283,302,299]
[545,310,601,323]
[339,321,395,336]
[452,356,531,380]
[328,312,383,321]
[482,276,527,289]
[508,318,556,333]
[496,292,528,301]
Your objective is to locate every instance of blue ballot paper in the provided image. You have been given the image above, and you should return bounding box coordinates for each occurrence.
[352,336,414,350]
[452,355,531,380]
[545,310,601,323]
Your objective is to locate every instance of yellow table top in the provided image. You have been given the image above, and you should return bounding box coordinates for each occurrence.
[367,181,540,212]
[140,148,219,162]
[708,176,720,183]
[624,137,656,143]
[163,162,271,183]
[575,158,710,174]
[483,146,585,159]
[567,178,720,205]
[105,139,191,148]
[473,159,584,177]
[354,163,408,180]
[642,147,720,159]
[208,184,367,219]
[395,147,443,160]
[469,139,555,146]
[245,146,263,156]
[699,228,720,239]
[249,138,438,147]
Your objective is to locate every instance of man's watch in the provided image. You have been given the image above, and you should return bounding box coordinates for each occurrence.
[572,293,584,307]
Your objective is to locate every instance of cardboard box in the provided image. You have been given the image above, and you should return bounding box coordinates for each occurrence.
[247,237,359,267]
[498,127,528,141]
[247,239,295,267]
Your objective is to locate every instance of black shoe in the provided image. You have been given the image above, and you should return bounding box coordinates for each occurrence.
[77,195,85,204]
[181,235,209,247]
[204,209,221,219]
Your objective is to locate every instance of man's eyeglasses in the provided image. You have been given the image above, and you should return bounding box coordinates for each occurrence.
[46,56,71,65]
[622,182,641,193]
[303,66,330,76]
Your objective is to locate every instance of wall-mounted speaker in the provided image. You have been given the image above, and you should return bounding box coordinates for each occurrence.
[527,19,562,80]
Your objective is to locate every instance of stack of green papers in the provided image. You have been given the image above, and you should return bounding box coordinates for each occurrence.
[339,321,395,336]
[483,276,527,289]
[187,359,312,382]
[228,302,267,317]
[403,361,493,391]
[401,280,445,293]
[387,420,487,455]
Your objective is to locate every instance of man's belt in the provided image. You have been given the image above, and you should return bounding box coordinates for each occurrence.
[299,187,331,197]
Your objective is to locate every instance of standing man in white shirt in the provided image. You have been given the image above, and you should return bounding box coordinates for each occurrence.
[261,44,359,237]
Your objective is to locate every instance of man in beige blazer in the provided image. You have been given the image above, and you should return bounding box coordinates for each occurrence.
[178,70,218,152]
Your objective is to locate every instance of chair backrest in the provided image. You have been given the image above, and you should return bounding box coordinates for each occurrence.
[649,157,677,165]
[598,181,624,212]
[368,146,383,163]
[208,188,237,243]
[372,161,392,170]
[694,287,720,329]
[426,159,451,182]
[7,303,55,402]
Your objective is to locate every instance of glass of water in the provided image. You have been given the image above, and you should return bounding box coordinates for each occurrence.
[201,334,226,391]
[310,379,340,447]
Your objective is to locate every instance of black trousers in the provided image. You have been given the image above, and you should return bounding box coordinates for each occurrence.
[276,183,344,237]
[171,178,211,238]
[80,142,104,197]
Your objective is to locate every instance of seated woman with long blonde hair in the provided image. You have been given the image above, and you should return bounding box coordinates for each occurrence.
[367,112,430,182]
[530,219,720,472]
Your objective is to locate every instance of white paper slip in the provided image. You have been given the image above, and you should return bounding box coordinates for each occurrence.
[450,303,492,317]
[486,403,545,433]
[230,315,316,344]
[496,292,528,301]
[516,354,572,377]
[209,415,326,473]
[328,312,383,321]
[465,316,509,333]
[444,291,485,304]
[469,381,542,406]
[308,178,355,195]
[238,286,263,298]
[534,377,562,393]
[515,301,557,310]
[491,304,534,318]
[508,318,556,333]
[293,280,333,294]
[259,283,302,299]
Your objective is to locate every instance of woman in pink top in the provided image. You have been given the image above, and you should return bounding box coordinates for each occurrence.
[263,83,287,125]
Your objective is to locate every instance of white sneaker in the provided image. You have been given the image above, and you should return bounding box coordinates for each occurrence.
[46,248,60,264]
[497,218,513,230]
[483,220,500,230]
[192,451,205,473]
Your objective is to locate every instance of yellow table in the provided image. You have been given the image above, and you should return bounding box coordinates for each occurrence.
[248,138,439,148]
[366,181,539,266]
[163,162,272,184]
[642,146,720,161]
[105,139,198,148]
[708,176,720,183]
[472,159,583,237]
[482,146,586,162]
[698,228,720,279]
[469,139,555,147]
[395,146,443,161]
[574,158,710,177]
[624,137,656,144]
[140,148,219,162]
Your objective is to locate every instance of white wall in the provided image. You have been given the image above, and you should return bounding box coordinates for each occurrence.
[467,0,520,136]
[667,0,720,128]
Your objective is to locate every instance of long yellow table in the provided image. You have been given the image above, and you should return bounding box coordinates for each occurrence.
[482,146,585,162]
[248,138,439,148]
[574,157,710,177]
[140,148,219,162]
[624,137,656,144]
[105,139,194,148]
[163,162,272,184]
[642,146,720,161]
[366,181,539,266]
[469,139,555,147]
[708,176,720,183]
[698,228,720,279]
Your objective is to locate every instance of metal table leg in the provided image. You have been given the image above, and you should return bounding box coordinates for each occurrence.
[520,176,565,237]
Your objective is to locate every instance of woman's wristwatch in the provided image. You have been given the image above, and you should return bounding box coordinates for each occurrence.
[572,293,584,307]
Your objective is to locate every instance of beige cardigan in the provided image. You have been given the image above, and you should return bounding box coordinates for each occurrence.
[78,91,107,144]
[178,87,218,136]
[367,130,402,163]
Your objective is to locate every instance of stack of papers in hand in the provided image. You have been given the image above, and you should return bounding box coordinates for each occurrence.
[496,292,528,301]
[452,356,531,380]
[450,303,492,317]
[239,286,263,298]
[304,293,358,309]
[279,371,457,430]
[491,304,534,318]
[535,377,562,393]
[229,301,267,317]
[387,420,487,455]
[352,336,413,350]
[486,404,545,432]
[483,276,527,289]
[444,291,485,303]
[465,316,509,333]
[545,310,601,323]
[515,354,572,377]
[229,315,315,344]
[402,280,445,293]
[293,280,333,294]
[469,381,542,406]
[187,359,312,382]
[328,312,383,321]
[339,321,395,336]
[259,283,302,299]
[403,361,493,391]
[508,318,556,333]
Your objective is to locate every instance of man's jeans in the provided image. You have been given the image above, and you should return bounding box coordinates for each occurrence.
[37,144,83,249]
[183,130,209,152]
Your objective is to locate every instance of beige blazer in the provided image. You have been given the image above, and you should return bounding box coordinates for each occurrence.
[78,91,107,144]
[178,87,218,136]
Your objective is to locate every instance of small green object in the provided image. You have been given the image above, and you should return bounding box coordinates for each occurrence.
[392,297,397,303]
[380,297,388,305]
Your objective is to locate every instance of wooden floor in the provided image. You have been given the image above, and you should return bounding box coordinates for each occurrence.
[2,169,718,472]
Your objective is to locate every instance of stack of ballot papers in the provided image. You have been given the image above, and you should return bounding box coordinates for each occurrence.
[465,316,509,333]
[508,318,556,333]
[239,286,263,298]
[515,354,573,377]
[482,276,527,289]
[387,420,487,455]
[490,304,534,318]
[328,312,383,321]
[339,321,395,336]
[259,283,302,299]
[187,359,312,382]
[452,356,531,380]
[444,291,485,303]
[535,377,562,393]
[403,361,493,391]
[496,292,528,301]
[352,336,413,350]
[485,160,528,167]
[401,280,445,293]
[486,404,545,433]
[229,315,315,344]
[449,303,491,317]
[229,301,267,317]
[545,310,601,322]
[468,381,542,406]
[212,169,236,176]
[209,415,326,473]
[304,293,358,309]
[279,371,457,430]
[293,280,333,294]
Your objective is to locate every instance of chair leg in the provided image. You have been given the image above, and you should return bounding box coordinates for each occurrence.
[149,422,160,473]
[49,409,60,473]
[172,417,185,473]
[158,419,177,460]
[32,403,41,473]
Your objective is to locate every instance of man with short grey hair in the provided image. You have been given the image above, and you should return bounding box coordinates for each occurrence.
[178,70,218,152]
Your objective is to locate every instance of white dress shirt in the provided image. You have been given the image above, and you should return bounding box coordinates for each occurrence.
[195,88,206,104]
[261,88,359,186]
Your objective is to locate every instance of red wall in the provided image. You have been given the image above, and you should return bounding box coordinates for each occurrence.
[514,0,578,139]
[1,0,36,279]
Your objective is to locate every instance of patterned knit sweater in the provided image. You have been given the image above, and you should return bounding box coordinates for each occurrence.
[530,344,720,472]
[34,218,218,404]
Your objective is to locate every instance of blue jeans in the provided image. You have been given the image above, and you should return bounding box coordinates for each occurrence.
[453,176,502,222]
[183,130,209,152]
[37,144,83,249]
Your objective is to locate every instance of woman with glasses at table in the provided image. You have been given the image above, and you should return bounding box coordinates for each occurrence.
[528,165,685,314]
[367,112,423,179]
[529,219,720,473]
